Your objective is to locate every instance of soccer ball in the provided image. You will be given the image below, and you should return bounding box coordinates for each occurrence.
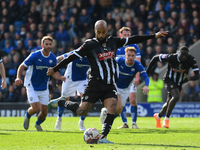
[83,128,101,144]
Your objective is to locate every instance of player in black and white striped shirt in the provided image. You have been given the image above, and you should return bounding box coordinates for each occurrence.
[146,46,199,128]
[47,20,168,143]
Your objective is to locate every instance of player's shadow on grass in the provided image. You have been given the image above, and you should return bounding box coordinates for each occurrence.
[0,132,12,135]
[111,129,200,134]
[133,143,200,149]
[0,129,83,134]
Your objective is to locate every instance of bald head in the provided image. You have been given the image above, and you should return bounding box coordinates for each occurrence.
[94,20,108,44]
[94,20,107,30]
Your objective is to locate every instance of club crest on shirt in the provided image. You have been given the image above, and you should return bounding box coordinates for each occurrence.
[49,60,53,63]
[102,43,106,47]
[161,54,167,59]
[131,68,135,72]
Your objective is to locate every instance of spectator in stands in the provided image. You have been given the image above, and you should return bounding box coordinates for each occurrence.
[3,84,18,102]
[78,8,93,35]
[30,23,38,40]
[55,23,69,49]
[192,17,200,33]
[147,71,164,103]
[184,80,200,102]
[165,18,178,38]
[18,87,27,102]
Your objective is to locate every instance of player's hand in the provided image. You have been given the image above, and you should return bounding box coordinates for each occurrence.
[47,67,55,76]
[15,78,23,86]
[155,31,168,38]
[1,79,7,89]
[184,73,190,81]
[142,86,149,95]
[61,76,66,82]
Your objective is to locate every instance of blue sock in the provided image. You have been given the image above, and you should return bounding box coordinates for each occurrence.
[58,107,65,117]
[131,106,137,124]
[80,116,86,121]
[26,111,31,119]
[36,118,45,125]
[120,107,127,123]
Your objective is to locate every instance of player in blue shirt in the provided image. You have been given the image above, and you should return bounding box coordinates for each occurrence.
[15,36,66,131]
[100,47,149,127]
[48,49,90,131]
[116,27,141,129]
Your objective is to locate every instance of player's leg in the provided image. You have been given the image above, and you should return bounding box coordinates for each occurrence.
[77,81,87,131]
[153,93,171,128]
[35,89,50,131]
[117,88,129,129]
[54,97,69,130]
[99,89,118,144]
[35,104,48,131]
[163,88,180,128]
[118,107,129,129]
[129,84,139,129]
[24,87,40,130]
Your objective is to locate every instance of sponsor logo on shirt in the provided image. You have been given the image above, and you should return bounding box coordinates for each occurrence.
[98,51,114,61]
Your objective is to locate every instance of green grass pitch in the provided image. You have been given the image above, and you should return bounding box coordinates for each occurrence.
[0,117,200,150]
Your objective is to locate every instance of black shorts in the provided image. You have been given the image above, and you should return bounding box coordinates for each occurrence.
[81,79,118,103]
[164,78,181,92]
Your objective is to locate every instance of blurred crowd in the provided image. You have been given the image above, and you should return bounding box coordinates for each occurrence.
[0,0,200,102]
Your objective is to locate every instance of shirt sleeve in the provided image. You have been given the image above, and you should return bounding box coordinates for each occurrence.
[23,53,35,67]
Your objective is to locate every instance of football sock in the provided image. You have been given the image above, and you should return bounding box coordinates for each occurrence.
[26,111,31,119]
[58,107,65,117]
[120,107,127,124]
[131,106,137,123]
[166,97,178,118]
[60,101,79,114]
[101,113,115,139]
[80,116,86,121]
[36,118,45,125]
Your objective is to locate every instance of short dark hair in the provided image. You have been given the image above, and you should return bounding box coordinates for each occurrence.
[179,46,189,52]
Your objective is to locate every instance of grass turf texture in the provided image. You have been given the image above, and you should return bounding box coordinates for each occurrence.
[0,117,200,150]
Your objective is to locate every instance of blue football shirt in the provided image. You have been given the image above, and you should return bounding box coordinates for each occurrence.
[23,50,57,91]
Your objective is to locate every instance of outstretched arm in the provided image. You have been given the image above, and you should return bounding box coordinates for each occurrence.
[127,31,168,45]
[47,54,79,76]
[0,63,7,89]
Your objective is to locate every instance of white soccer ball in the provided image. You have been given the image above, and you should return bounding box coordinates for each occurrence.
[83,128,101,144]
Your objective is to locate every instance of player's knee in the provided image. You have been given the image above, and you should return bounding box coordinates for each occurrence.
[130,100,137,106]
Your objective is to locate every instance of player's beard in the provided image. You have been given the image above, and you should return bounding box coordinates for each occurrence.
[97,37,106,44]
[44,47,51,53]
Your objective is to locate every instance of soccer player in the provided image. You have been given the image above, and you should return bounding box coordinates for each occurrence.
[15,36,66,131]
[0,51,7,90]
[146,46,199,128]
[48,50,90,131]
[100,47,149,127]
[47,20,168,143]
[116,27,141,129]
